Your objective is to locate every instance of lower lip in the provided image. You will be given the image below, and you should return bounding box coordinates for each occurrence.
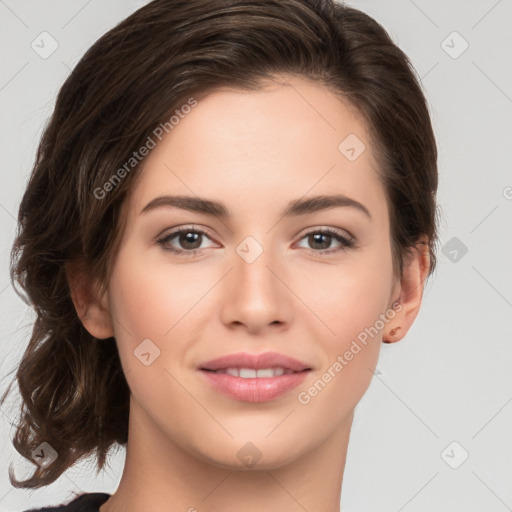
[199,370,310,402]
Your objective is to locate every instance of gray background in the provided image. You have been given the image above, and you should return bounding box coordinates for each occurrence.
[0,1,511,511]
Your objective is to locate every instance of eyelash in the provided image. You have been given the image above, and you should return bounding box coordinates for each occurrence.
[156,225,357,258]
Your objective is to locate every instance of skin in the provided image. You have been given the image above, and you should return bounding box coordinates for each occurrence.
[68,75,429,512]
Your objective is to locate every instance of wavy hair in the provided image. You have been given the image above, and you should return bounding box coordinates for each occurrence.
[1,0,439,488]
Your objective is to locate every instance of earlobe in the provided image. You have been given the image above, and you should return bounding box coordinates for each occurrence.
[383,239,430,343]
[65,261,114,340]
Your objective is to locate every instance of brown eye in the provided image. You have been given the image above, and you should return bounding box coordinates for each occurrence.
[157,227,216,255]
[297,228,355,255]
[176,231,203,250]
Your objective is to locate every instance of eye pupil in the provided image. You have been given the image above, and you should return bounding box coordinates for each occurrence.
[180,231,201,249]
[310,233,331,250]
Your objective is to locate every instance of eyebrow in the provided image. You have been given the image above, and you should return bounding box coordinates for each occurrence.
[140,193,372,220]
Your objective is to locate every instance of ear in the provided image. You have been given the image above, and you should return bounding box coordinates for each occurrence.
[383,238,430,343]
[65,260,114,339]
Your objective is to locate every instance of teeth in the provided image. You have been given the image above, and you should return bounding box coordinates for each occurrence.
[216,367,290,378]
[240,368,257,378]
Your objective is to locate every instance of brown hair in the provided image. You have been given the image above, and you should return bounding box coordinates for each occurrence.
[1,0,439,489]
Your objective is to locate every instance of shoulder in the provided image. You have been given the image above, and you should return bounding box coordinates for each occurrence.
[22,493,111,512]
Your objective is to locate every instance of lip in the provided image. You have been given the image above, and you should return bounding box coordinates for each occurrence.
[198,351,312,403]
[199,351,312,372]
[200,370,310,402]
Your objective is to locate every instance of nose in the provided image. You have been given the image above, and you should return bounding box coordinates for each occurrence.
[219,240,293,334]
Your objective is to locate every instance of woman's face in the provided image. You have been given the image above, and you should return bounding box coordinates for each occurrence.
[104,76,401,469]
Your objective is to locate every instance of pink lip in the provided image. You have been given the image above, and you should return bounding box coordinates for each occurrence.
[199,351,312,372]
[198,351,312,403]
[199,370,310,402]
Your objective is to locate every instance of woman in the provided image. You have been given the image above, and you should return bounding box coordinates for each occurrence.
[2,0,439,510]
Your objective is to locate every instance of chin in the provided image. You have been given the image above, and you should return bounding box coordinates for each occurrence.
[194,437,309,471]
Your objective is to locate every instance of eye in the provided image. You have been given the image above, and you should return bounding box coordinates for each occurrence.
[156,225,357,258]
[295,227,356,255]
[156,226,217,256]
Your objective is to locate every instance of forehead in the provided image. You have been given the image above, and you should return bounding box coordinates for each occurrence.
[124,76,387,224]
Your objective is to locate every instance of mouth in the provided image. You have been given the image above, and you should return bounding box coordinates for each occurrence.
[201,367,310,377]
[197,351,313,402]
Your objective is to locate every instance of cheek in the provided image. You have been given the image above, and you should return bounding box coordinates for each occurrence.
[107,248,203,410]
[108,247,207,340]
[291,275,389,421]
[294,244,394,346]
[290,243,393,399]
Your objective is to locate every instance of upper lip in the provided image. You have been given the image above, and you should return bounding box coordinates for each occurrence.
[199,351,312,372]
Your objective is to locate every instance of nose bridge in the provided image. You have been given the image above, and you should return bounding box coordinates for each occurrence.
[233,233,278,297]
[221,231,291,331]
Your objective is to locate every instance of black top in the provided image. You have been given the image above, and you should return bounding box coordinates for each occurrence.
[23,493,111,512]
